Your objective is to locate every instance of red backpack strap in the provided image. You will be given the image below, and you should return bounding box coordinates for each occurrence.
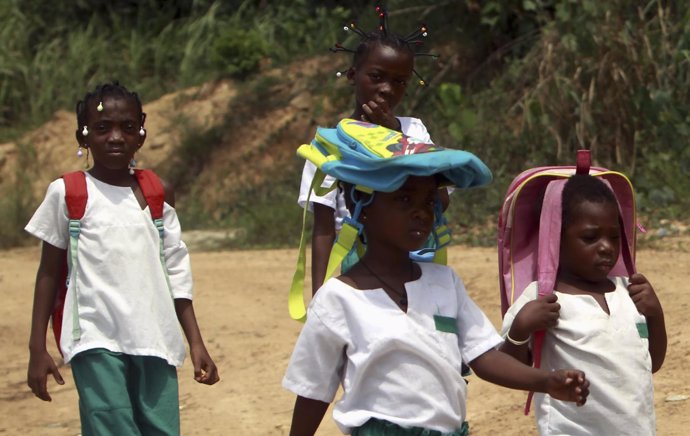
[134,169,165,219]
[58,171,89,350]
[134,168,174,297]
[62,171,88,219]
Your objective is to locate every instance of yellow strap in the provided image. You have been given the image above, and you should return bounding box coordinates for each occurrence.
[433,217,450,265]
[288,190,313,322]
[288,202,309,321]
[433,246,447,265]
[323,222,359,282]
[297,143,330,167]
[288,168,335,322]
[297,144,338,197]
[288,208,360,322]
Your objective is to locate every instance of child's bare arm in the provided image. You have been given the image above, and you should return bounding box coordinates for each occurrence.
[311,203,336,295]
[627,273,667,372]
[175,299,220,385]
[470,349,589,406]
[27,242,66,401]
[289,395,329,436]
[499,294,560,364]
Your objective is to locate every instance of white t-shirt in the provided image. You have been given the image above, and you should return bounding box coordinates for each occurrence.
[282,262,503,433]
[297,117,432,231]
[25,173,192,366]
[501,278,655,436]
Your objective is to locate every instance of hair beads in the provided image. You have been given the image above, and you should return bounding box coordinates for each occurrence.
[331,2,438,86]
[76,81,146,139]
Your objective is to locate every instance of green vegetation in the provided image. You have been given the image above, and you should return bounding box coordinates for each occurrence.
[0,141,37,248]
[0,0,353,135]
[422,0,690,242]
[1,0,688,249]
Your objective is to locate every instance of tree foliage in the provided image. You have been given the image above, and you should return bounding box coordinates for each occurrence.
[1,0,687,248]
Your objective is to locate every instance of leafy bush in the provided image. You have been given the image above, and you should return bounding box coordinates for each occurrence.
[211,26,268,79]
[1,0,688,250]
[431,0,690,221]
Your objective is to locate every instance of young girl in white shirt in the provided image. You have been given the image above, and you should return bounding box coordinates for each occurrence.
[298,5,446,295]
[25,82,219,436]
[283,120,590,436]
[500,174,666,435]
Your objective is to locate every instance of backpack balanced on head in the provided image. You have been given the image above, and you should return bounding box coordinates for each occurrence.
[290,118,491,322]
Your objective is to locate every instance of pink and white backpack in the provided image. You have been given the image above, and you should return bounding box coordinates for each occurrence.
[497,149,640,413]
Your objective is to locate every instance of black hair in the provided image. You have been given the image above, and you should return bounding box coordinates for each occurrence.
[331,3,437,86]
[561,174,618,228]
[76,81,145,128]
[351,32,415,69]
[340,181,373,216]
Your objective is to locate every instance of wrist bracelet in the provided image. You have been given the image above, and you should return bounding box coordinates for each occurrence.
[506,332,531,346]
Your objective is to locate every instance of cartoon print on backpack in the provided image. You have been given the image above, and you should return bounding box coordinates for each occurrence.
[388,135,439,156]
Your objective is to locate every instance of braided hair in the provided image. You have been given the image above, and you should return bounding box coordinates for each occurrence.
[76,81,146,128]
[332,2,437,86]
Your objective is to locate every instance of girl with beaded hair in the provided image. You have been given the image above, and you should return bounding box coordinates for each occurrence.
[298,3,443,295]
[25,82,219,436]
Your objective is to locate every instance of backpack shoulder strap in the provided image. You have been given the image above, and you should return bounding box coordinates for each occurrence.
[134,168,174,298]
[134,169,166,219]
[60,171,88,344]
[62,171,88,219]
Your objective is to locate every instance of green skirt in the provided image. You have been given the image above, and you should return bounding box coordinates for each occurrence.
[352,419,469,436]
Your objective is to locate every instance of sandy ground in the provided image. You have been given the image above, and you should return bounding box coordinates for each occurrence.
[1,239,689,435]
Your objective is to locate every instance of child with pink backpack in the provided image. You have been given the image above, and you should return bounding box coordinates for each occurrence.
[498,151,667,435]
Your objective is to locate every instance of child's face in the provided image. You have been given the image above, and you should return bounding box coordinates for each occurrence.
[348,43,414,115]
[363,176,436,252]
[78,96,144,171]
[559,200,621,283]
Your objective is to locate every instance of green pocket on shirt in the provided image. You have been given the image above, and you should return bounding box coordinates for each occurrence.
[636,322,649,338]
[434,315,458,334]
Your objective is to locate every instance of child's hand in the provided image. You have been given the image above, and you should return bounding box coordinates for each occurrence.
[27,349,64,402]
[190,343,220,385]
[628,273,663,318]
[361,100,400,131]
[512,293,560,339]
[546,370,589,406]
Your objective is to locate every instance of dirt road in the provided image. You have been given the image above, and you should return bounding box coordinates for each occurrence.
[1,239,688,435]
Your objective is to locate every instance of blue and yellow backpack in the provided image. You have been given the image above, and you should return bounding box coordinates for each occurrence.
[289,119,493,321]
